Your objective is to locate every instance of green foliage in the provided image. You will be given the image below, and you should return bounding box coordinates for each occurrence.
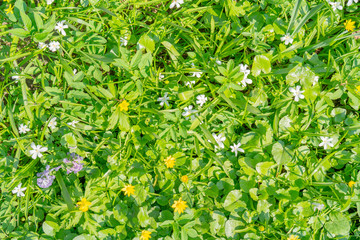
[1,0,360,239]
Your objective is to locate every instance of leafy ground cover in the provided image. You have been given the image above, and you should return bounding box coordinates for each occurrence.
[1,0,360,239]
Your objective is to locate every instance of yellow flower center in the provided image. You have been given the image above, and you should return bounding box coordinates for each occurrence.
[77,198,91,212]
[121,184,135,197]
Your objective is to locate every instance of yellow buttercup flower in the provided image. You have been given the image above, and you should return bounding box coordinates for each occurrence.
[5,4,14,14]
[4,0,10,2]
[181,175,188,183]
[121,184,135,197]
[356,85,360,93]
[140,230,152,240]
[259,226,265,231]
[287,235,300,240]
[348,180,356,188]
[171,197,188,214]
[77,198,91,212]
[119,100,129,111]
[164,156,175,168]
[344,19,356,32]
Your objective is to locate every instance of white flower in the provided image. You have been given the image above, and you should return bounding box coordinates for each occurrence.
[185,80,196,88]
[196,94,207,107]
[230,142,244,156]
[67,120,79,127]
[312,76,319,86]
[159,73,165,80]
[240,77,253,87]
[239,64,250,76]
[29,142,48,159]
[120,36,128,46]
[347,0,359,6]
[182,105,197,120]
[157,93,170,107]
[12,74,20,83]
[18,124,30,134]
[73,69,77,76]
[208,133,226,150]
[12,183,27,197]
[319,136,334,150]
[48,117,57,130]
[312,202,325,211]
[329,1,343,10]
[281,34,294,45]
[38,42,47,49]
[170,0,184,9]
[47,0,54,4]
[191,71,202,78]
[289,85,305,102]
[48,41,60,52]
[216,60,222,65]
[54,20,68,36]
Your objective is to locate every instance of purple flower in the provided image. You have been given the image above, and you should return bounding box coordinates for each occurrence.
[63,153,84,174]
[36,165,61,188]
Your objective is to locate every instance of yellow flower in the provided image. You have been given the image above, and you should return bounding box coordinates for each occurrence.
[164,155,175,168]
[4,0,10,2]
[140,230,152,240]
[77,198,91,212]
[259,226,265,231]
[5,4,14,14]
[181,175,188,183]
[119,100,129,111]
[344,19,356,32]
[287,235,300,240]
[121,184,135,197]
[171,197,188,214]
[348,180,356,188]
[356,85,360,93]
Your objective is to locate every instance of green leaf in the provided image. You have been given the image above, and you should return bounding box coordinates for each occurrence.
[272,141,293,165]
[251,55,271,76]
[223,190,246,212]
[42,221,59,237]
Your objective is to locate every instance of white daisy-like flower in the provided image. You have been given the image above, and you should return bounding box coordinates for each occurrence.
[12,74,20,83]
[239,64,250,76]
[29,142,48,159]
[208,133,226,150]
[185,80,196,88]
[319,136,334,150]
[191,71,202,78]
[159,73,165,80]
[12,183,27,197]
[289,85,305,102]
[312,202,325,211]
[182,105,197,120]
[170,0,184,9]
[120,36,128,46]
[240,77,253,87]
[196,94,207,107]
[216,60,222,65]
[281,34,294,45]
[73,69,77,76]
[347,0,359,6]
[48,117,57,130]
[67,120,79,127]
[48,41,60,52]
[329,1,343,11]
[18,124,30,134]
[312,76,319,86]
[47,0,54,4]
[157,93,170,107]
[38,42,47,49]
[54,20,68,36]
[230,142,245,156]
